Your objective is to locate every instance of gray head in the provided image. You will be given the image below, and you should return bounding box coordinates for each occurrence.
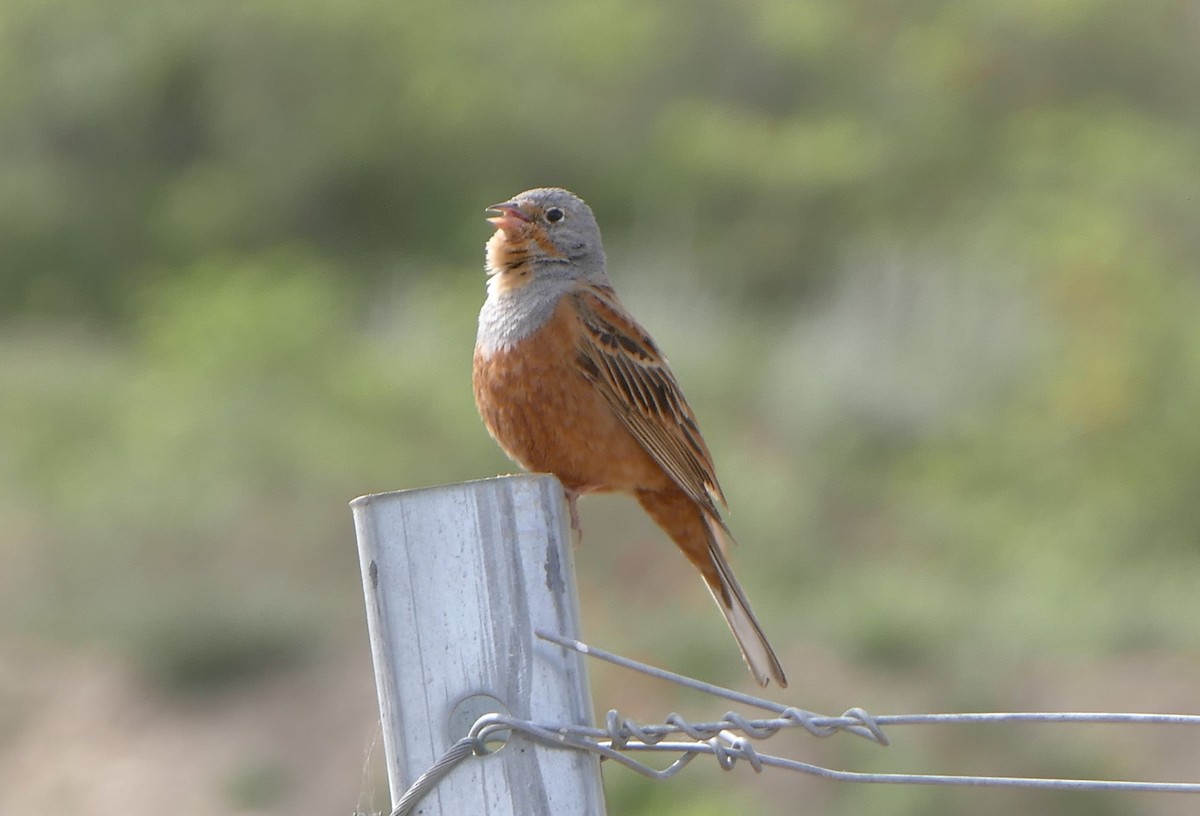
[478,187,610,353]
[485,187,608,284]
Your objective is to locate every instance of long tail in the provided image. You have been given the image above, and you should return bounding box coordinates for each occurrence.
[702,515,788,688]
[636,489,788,688]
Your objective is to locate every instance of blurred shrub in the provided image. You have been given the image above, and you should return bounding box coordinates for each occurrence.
[2,0,1195,315]
[0,250,488,659]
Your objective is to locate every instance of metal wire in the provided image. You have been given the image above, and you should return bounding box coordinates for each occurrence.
[389,734,484,816]
[386,632,1200,814]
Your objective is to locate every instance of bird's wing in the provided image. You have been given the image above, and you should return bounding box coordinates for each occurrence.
[571,284,728,519]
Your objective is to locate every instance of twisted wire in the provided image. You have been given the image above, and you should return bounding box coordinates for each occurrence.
[390,735,485,816]
[381,634,1200,814]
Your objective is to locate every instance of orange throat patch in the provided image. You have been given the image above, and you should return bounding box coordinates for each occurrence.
[485,227,538,293]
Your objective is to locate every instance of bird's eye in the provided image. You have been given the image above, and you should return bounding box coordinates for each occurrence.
[545,207,565,224]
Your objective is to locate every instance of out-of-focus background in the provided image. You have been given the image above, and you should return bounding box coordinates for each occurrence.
[2,1,1199,814]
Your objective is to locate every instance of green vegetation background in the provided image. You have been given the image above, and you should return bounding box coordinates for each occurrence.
[2,1,1199,814]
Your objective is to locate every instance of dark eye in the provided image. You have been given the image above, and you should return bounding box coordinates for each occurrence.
[545,207,565,224]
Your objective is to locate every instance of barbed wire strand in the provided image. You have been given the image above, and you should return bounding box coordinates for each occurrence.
[537,629,1200,733]
[384,633,1200,815]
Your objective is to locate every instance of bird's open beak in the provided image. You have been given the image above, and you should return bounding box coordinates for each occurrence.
[486,200,533,236]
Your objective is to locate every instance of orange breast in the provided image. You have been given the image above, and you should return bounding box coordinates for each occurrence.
[473,297,672,494]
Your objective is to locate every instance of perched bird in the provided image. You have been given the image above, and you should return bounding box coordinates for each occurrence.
[472,187,787,688]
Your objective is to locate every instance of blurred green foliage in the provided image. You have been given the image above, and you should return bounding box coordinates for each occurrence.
[1,0,1199,814]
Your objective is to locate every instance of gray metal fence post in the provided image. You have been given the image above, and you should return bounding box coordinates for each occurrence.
[351,474,606,815]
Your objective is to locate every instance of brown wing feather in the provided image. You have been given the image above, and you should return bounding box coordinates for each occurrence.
[571,285,728,519]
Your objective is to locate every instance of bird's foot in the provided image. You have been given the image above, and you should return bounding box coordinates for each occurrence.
[564,489,583,547]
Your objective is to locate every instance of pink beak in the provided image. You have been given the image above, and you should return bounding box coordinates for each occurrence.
[486,201,532,235]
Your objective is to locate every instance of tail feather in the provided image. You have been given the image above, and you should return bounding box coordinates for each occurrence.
[635,488,788,688]
[703,517,788,688]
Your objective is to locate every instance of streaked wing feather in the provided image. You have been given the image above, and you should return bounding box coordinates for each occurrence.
[572,286,727,517]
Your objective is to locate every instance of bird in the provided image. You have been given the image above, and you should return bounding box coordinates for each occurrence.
[472,187,787,688]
